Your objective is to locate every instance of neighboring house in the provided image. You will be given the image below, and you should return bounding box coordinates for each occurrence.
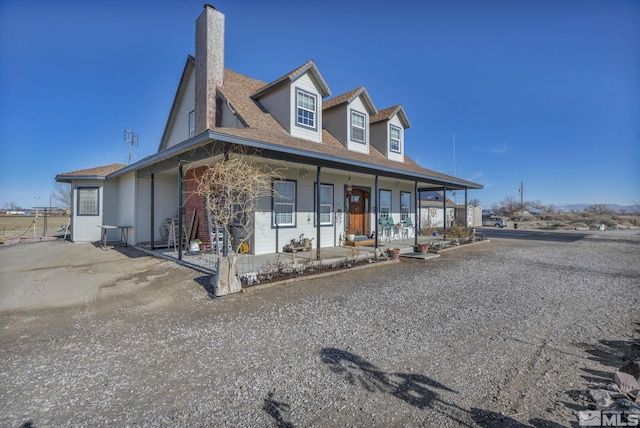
[418,191,457,229]
[56,5,482,255]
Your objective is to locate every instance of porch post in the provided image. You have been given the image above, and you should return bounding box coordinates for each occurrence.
[150,173,155,250]
[178,163,183,261]
[414,181,419,246]
[223,149,229,257]
[316,165,322,260]
[464,188,468,227]
[443,187,447,232]
[374,175,379,257]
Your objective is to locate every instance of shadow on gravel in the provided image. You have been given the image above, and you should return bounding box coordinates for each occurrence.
[320,348,571,427]
[566,323,640,425]
[263,391,295,428]
[193,275,217,299]
[320,348,455,409]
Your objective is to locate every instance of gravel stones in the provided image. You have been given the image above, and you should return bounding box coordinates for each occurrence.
[1,231,639,427]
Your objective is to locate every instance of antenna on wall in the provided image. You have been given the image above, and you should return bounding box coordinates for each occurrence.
[124,128,138,164]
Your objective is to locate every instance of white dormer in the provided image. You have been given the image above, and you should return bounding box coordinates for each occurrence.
[251,61,331,143]
[323,87,377,154]
[370,105,411,162]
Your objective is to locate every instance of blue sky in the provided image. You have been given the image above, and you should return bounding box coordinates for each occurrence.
[1,0,639,210]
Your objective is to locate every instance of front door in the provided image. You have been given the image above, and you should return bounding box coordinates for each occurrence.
[347,188,370,236]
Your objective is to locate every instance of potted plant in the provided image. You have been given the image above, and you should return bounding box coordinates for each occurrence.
[386,247,400,260]
[415,242,429,254]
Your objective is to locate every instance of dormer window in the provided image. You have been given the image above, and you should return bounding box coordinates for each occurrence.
[350,110,366,143]
[296,89,317,129]
[188,110,195,138]
[390,125,401,153]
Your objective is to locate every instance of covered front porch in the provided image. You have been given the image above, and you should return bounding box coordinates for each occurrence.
[136,232,471,279]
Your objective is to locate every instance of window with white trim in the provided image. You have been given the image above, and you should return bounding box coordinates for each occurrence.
[296,89,316,129]
[350,110,366,143]
[390,125,401,153]
[77,187,99,216]
[273,180,296,227]
[400,191,411,221]
[188,110,195,138]
[379,189,391,218]
[315,183,334,225]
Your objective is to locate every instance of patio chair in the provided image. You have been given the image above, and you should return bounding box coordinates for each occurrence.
[380,216,391,240]
[403,217,415,239]
[388,217,400,241]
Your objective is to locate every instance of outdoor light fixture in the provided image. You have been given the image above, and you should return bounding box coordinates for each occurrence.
[346,175,353,197]
[299,167,308,177]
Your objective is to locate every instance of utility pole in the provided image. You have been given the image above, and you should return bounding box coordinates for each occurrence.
[519,182,524,211]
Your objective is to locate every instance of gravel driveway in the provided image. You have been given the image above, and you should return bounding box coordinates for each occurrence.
[1,231,639,427]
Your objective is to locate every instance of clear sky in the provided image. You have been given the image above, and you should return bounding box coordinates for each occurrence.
[1,0,639,210]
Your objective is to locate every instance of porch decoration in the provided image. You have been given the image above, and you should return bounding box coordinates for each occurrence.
[386,247,400,260]
[415,242,430,254]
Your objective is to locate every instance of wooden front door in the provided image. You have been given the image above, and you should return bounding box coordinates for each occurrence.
[347,188,370,236]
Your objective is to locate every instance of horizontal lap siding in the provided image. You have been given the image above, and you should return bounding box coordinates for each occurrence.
[116,173,135,244]
[136,173,180,245]
[165,70,195,150]
[323,107,347,146]
[258,85,290,131]
[72,179,104,242]
[253,172,345,255]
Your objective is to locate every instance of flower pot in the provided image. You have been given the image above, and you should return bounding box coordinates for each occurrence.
[415,243,429,254]
[347,234,355,242]
[386,248,400,260]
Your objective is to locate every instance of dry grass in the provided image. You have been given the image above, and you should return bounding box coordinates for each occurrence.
[0,215,68,241]
[510,212,640,230]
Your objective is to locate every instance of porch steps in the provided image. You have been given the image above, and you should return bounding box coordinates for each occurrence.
[399,250,440,260]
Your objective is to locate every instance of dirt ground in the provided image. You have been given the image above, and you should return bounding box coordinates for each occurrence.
[0,241,200,312]
[1,233,639,427]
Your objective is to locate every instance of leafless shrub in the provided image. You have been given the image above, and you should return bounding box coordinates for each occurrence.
[187,145,285,253]
[259,255,284,281]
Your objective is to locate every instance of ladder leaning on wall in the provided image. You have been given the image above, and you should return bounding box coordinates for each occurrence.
[167,218,187,252]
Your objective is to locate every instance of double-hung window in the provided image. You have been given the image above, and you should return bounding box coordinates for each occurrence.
[273,180,296,227]
[296,89,316,129]
[390,125,401,153]
[77,187,99,216]
[379,189,391,219]
[188,110,195,138]
[315,183,333,226]
[350,110,366,143]
[400,192,411,221]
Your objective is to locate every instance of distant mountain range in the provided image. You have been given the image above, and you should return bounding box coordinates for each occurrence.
[552,203,639,213]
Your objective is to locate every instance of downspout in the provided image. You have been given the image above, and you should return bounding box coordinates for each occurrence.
[316,165,321,260]
[150,173,155,250]
[178,163,183,261]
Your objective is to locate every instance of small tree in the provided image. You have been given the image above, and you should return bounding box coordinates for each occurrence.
[189,145,285,295]
[52,183,72,211]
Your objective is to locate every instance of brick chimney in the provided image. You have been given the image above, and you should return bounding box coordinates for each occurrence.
[195,4,224,134]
